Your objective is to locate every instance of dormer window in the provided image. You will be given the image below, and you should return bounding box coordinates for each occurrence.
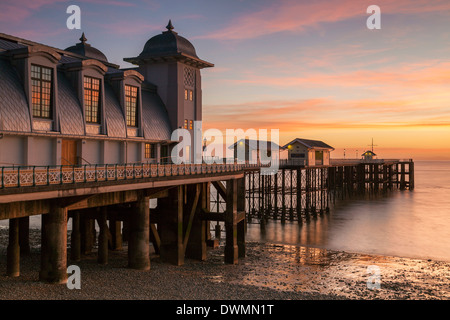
[125,85,138,127]
[84,76,101,123]
[31,64,52,119]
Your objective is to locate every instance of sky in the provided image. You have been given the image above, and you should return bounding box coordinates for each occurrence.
[1,0,449,160]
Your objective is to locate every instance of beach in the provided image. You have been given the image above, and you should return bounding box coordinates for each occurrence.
[0,228,449,300]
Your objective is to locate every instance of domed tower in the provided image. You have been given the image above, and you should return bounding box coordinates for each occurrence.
[124,20,213,162]
[64,33,108,62]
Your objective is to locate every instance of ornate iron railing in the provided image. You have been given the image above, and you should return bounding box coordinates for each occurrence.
[0,162,259,189]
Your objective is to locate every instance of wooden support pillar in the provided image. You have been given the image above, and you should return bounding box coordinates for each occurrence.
[205,182,218,248]
[40,204,68,284]
[311,169,316,215]
[267,174,272,214]
[374,164,379,191]
[19,217,30,255]
[383,165,388,193]
[260,174,264,220]
[296,169,302,221]
[305,169,311,215]
[225,178,238,264]
[150,223,160,254]
[400,163,406,190]
[281,169,286,219]
[290,170,294,220]
[184,184,205,261]
[409,161,415,190]
[251,172,256,219]
[159,186,184,266]
[98,208,108,265]
[7,218,20,277]
[388,164,393,190]
[319,168,324,214]
[237,177,246,258]
[70,211,81,262]
[128,195,150,270]
[273,171,278,219]
[357,164,365,194]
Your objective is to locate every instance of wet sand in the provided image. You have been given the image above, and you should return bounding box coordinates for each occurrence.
[0,228,449,300]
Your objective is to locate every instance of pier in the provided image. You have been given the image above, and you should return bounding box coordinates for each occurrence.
[243,159,414,223]
[0,158,414,283]
[0,162,252,282]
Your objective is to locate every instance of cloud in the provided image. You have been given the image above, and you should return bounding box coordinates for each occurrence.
[0,0,67,23]
[197,0,450,40]
[79,0,137,7]
[223,60,450,90]
[202,92,450,136]
[0,0,139,25]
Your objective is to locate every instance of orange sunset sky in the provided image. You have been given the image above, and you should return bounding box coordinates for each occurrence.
[1,0,449,160]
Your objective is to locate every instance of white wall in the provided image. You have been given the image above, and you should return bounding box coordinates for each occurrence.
[82,140,101,164]
[126,142,140,163]
[323,151,330,166]
[103,141,123,164]
[0,136,25,166]
[28,137,54,166]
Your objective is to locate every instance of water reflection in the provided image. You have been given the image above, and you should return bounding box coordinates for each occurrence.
[247,161,450,262]
[234,242,332,291]
[248,216,331,249]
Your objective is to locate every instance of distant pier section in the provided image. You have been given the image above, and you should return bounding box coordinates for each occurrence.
[243,158,414,223]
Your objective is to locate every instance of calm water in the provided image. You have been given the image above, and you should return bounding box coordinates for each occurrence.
[247,160,450,262]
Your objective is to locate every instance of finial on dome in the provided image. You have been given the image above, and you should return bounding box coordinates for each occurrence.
[166,20,174,31]
[79,32,87,44]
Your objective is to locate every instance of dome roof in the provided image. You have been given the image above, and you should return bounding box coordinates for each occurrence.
[138,20,198,59]
[64,33,108,62]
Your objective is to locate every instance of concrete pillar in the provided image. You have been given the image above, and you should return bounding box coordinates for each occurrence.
[71,212,81,262]
[225,179,238,264]
[39,205,68,284]
[159,186,184,265]
[185,183,207,261]
[110,216,123,251]
[97,208,108,265]
[81,215,95,255]
[19,217,30,255]
[128,196,150,270]
[7,218,20,277]
[122,215,129,242]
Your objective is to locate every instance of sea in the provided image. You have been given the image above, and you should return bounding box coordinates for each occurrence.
[247,160,450,262]
[1,160,449,262]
